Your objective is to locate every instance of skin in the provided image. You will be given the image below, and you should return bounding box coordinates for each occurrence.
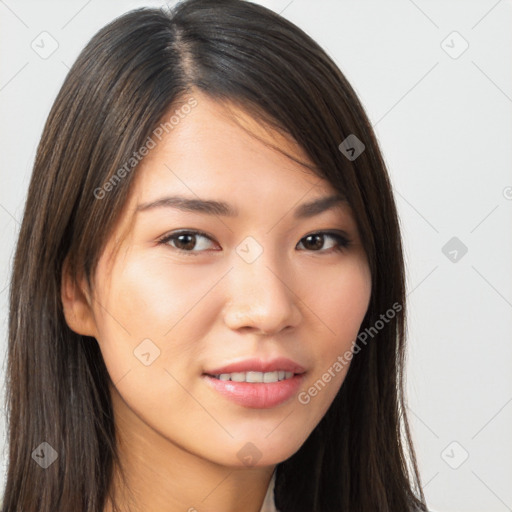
[61,90,372,512]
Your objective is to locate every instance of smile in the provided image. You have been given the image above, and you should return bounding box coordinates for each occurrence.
[209,370,294,383]
[203,372,305,409]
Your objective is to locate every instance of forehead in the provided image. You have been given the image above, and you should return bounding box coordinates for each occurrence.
[130,91,336,204]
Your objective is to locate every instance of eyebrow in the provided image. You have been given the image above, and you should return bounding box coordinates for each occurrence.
[135,193,347,219]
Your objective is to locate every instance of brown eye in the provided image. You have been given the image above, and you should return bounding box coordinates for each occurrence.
[297,232,350,253]
[157,230,218,255]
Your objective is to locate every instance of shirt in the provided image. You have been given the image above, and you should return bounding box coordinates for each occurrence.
[259,470,279,512]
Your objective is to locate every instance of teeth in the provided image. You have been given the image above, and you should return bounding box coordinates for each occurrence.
[263,371,278,383]
[214,371,294,383]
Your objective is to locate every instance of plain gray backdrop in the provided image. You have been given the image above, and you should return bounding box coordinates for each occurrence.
[1,1,511,511]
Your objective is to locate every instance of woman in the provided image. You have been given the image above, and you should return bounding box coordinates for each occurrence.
[1,0,429,510]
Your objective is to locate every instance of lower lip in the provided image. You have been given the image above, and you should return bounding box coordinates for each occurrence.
[203,373,305,409]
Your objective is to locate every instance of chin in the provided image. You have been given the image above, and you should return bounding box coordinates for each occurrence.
[216,431,308,468]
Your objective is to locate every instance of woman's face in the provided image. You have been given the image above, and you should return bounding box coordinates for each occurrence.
[73,91,371,468]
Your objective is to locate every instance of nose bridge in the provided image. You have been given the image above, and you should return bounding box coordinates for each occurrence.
[224,235,301,333]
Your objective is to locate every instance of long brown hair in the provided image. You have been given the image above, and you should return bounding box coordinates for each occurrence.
[2,1,428,510]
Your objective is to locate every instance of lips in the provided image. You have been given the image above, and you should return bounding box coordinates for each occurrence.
[202,357,307,408]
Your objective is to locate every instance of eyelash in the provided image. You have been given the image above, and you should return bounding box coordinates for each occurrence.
[156,229,352,256]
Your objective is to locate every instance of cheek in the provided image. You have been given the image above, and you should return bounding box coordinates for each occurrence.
[90,254,213,420]
[92,253,221,377]
[296,255,371,415]
[306,254,371,349]
[114,256,199,332]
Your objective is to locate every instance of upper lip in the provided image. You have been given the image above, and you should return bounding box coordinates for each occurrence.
[204,357,306,375]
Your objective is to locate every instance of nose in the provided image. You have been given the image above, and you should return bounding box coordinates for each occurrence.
[223,251,302,336]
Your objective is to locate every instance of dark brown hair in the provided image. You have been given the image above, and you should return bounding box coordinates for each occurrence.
[2,0,428,510]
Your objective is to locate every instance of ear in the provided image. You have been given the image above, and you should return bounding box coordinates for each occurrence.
[61,256,99,337]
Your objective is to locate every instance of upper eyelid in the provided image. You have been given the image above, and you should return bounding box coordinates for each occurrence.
[159,229,215,243]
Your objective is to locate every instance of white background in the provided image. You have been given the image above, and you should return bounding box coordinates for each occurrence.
[0,1,511,511]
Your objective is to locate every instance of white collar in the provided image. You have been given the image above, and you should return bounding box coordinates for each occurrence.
[259,470,279,512]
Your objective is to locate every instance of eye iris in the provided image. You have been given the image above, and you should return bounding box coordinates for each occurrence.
[303,234,323,250]
[176,234,195,250]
